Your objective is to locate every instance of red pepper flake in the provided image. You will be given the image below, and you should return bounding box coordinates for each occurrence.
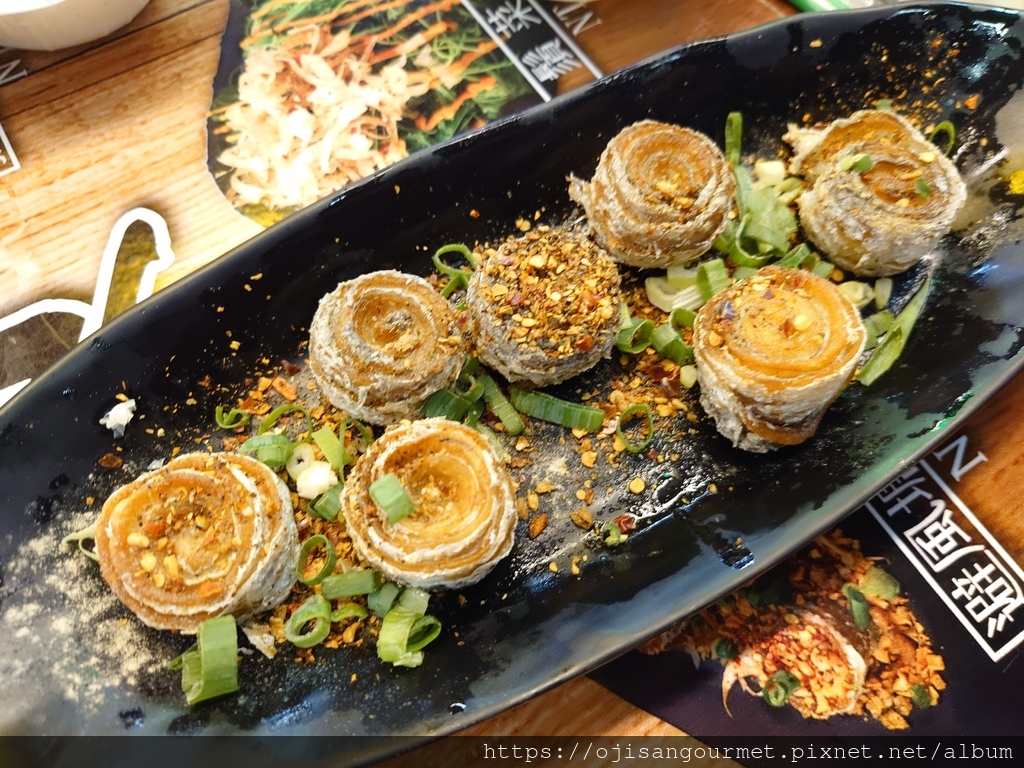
[613,514,637,534]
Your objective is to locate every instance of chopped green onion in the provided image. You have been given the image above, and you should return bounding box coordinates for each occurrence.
[726,217,775,269]
[616,403,654,454]
[421,388,475,421]
[915,177,931,199]
[666,265,699,289]
[697,258,731,300]
[169,615,238,706]
[731,266,759,281]
[778,243,817,270]
[840,153,873,173]
[874,277,894,309]
[312,425,346,472]
[473,422,508,462]
[857,277,931,385]
[296,534,336,586]
[377,608,441,667]
[397,586,431,616]
[321,568,382,600]
[311,482,344,521]
[753,159,786,187]
[257,403,312,441]
[928,120,956,156]
[367,581,402,618]
[62,524,99,562]
[285,441,315,481]
[812,259,836,280]
[508,386,605,432]
[479,373,526,435]
[616,309,654,354]
[669,306,696,331]
[283,594,332,648]
[911,683,933,709]
[842,583,872,630]
[369,473,415,525]
[602,521,626,547]
[838,280,875,310]
[331,602,370,624]
[763,669,801,708]
[860,566,900,601]
[874,98,894,111]
[651,323,694,366]
[433,243,477,298]
[237,433,293,468]
[712,637,738,660]
[645,275,703,313]
[725,111,743,166]
[214,406,250,430]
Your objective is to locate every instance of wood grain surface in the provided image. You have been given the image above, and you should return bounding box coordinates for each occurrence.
[3,0,1023,745]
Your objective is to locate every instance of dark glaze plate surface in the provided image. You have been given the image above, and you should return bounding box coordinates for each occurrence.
[1,2,1023,758]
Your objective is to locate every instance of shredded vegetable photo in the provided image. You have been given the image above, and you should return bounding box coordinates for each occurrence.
[209,0,535,221]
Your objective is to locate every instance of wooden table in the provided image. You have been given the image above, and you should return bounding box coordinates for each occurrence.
[3,0,1024,742]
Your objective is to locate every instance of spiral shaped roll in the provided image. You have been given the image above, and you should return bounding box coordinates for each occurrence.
[309,270,464,424]
[569,120,735,268]
[693,266,867,452]
[342,417,518,589]
[786,109,966,276]
[95,452,299,633]
[466,225,621,387]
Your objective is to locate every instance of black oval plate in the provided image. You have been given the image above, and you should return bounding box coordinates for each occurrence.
[2,1,1023,758]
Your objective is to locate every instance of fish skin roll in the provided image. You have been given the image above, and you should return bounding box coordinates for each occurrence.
[693,265,867,452]
[785,109,966,277]
[569,119,735,269]
[95,452,299,633]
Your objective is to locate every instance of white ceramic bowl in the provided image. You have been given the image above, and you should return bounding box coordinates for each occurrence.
[0,0,150,51]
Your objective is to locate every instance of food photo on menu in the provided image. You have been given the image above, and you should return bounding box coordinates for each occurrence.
[0,0,1023,759]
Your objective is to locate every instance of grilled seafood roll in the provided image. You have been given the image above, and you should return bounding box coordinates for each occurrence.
[693,265,867,452]
[95,452,299,633]
[722,609,868,719]
[309,270,464,424]
[785,109,966,277]
[342,417,517,590]
[465,224,621,387]
[568,119,735,268]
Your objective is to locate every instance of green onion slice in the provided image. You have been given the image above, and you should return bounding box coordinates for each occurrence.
[911,683,933,710]
[331,602,370,624]
[214,405,250,430]
[312,425,345,472]
[856,277,931,386]
[712,637,739,660]
[860,565,901,601]
[421,388,474,421]
[763,669,801,708]
[321,569,382,600]
[616,403,654,454]
[928,120,956,156]
[669,306,696,331]
[840,153,873,172]
[62,524,99,562]
[283,594,332,648]
[915,177,931,199]
[433,243,477,298]
[169,615,239,706]
[651,323,694,366]
[697,258,731,301]
[479,373,526,436]
[369,473,415,525]
[368,581,402,618]
[310,482,344,521]
[874,98,894,111]
[257,403,312,442]
[508,386,605,432]
[725,111,743,166]
[602,522,626,547]
[377,607,442,667]
[842,583,872,630]
[237,433,293,468]
[295,534,336,586]
[616,313,655,354]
